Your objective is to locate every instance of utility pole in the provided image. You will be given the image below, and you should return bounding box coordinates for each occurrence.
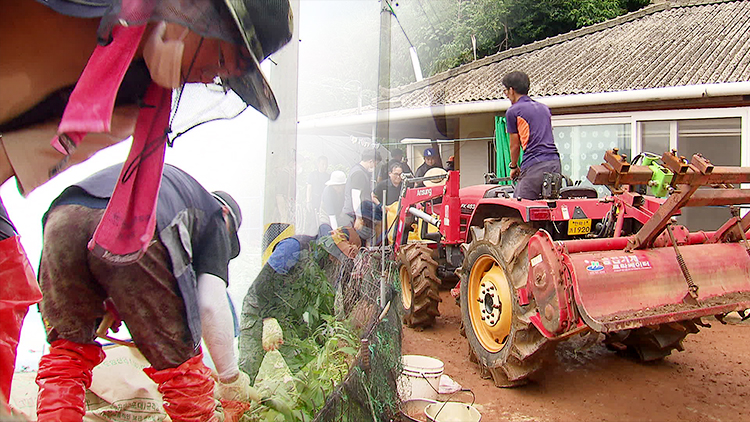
[377,0,392,308]
[376,0,392,147]
[262,0,300,263]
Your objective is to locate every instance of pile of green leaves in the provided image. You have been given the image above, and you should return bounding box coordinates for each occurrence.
[242,248,362,421]
[288,316,360,420]
[271,246,337,374]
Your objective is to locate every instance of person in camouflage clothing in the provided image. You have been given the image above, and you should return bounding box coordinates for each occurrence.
[239,201,382,380]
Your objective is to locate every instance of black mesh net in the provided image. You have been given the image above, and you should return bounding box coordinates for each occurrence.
[312,249,403,422]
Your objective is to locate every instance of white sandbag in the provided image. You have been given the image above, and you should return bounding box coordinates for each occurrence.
[85,344,165,422]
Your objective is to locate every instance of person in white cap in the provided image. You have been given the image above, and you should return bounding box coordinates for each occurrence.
[319,170,348,230]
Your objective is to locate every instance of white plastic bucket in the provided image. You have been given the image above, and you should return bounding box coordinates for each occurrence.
[425,402,482,422]
[399,355,444,401]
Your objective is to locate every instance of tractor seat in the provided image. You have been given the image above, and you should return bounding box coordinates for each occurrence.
[559,186,598,199]
[484,185,515,199]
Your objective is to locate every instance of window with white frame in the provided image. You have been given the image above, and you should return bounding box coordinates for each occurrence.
[640,117,742,231]
[553,124,631,196]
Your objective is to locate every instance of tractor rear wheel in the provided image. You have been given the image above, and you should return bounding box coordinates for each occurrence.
[399,243,442,328]
[604,320,700,361]
[459,218,553,387]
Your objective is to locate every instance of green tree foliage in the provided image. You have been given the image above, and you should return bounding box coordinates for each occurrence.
[389,0,651,84]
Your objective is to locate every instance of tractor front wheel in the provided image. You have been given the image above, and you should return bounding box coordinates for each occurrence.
[459,218,554,387]
[399,243,442,328]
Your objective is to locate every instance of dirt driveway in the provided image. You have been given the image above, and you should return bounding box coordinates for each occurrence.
[402,291,750,422]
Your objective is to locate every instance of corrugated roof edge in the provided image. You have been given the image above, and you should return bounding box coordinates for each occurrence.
[390,0,740,97]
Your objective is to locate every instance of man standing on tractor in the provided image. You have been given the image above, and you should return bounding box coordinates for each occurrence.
[503,70,561,200]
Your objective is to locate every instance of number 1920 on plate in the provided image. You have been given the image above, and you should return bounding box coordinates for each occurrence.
[567,218,591,236]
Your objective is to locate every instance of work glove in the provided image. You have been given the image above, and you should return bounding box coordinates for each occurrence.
[262,318,284,352]
[215,371,260,403]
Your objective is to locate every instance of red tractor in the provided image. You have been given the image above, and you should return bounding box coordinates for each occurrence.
[392,149,750,386]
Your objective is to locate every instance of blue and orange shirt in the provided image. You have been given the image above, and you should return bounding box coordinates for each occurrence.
[506,96,559,170]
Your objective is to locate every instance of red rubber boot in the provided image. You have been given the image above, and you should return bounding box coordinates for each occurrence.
[35,339,105,422]
[0,235,42,411]
[144,353,220,422]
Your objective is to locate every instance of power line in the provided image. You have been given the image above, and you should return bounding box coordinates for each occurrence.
[385,0,415,48]
[414,0,439,32]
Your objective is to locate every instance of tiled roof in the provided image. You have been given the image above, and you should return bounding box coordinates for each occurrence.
[392,0,750,109]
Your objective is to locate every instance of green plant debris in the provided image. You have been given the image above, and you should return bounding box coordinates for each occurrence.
[240,249,404,422]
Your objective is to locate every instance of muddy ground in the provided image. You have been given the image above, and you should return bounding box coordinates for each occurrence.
[402,291,750,422]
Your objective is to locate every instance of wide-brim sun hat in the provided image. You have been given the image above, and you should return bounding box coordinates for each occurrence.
[423,167,448,187]
[222,0,294,120]
[326,170,347,186]
[92,0,293,121]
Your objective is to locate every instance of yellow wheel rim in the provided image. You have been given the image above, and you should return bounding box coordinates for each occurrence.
[468,255,512,353]
[400,265,413,309]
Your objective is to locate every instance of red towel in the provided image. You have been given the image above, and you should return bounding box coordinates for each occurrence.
[52,24,146,154]
[88,82,170,264]
[52,18,169,264]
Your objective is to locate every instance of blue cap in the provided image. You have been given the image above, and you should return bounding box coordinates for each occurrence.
[424,148,437,158]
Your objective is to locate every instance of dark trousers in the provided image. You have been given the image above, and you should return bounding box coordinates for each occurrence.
[39,205,197,370]
[515,158,562,200]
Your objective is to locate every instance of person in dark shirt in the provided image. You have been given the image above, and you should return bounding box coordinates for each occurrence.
[503,70,561,200]
[34,164,246,421]
[1,1,293,410]
[415,148,440,178]
[414,148,441,187]
[373,162,404,206]
[378,148,412,181]
[342,149,382,225]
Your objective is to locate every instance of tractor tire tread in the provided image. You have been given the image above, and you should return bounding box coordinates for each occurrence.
[461,217,554,387]
[400,243,442,328]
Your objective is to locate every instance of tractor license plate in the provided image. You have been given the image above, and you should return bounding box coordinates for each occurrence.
[568,218,591,236]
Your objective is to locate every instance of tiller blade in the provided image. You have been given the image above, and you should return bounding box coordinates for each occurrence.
[568,242,750,332]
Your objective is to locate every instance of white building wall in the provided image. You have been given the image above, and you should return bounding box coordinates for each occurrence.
[457,115,494,188]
